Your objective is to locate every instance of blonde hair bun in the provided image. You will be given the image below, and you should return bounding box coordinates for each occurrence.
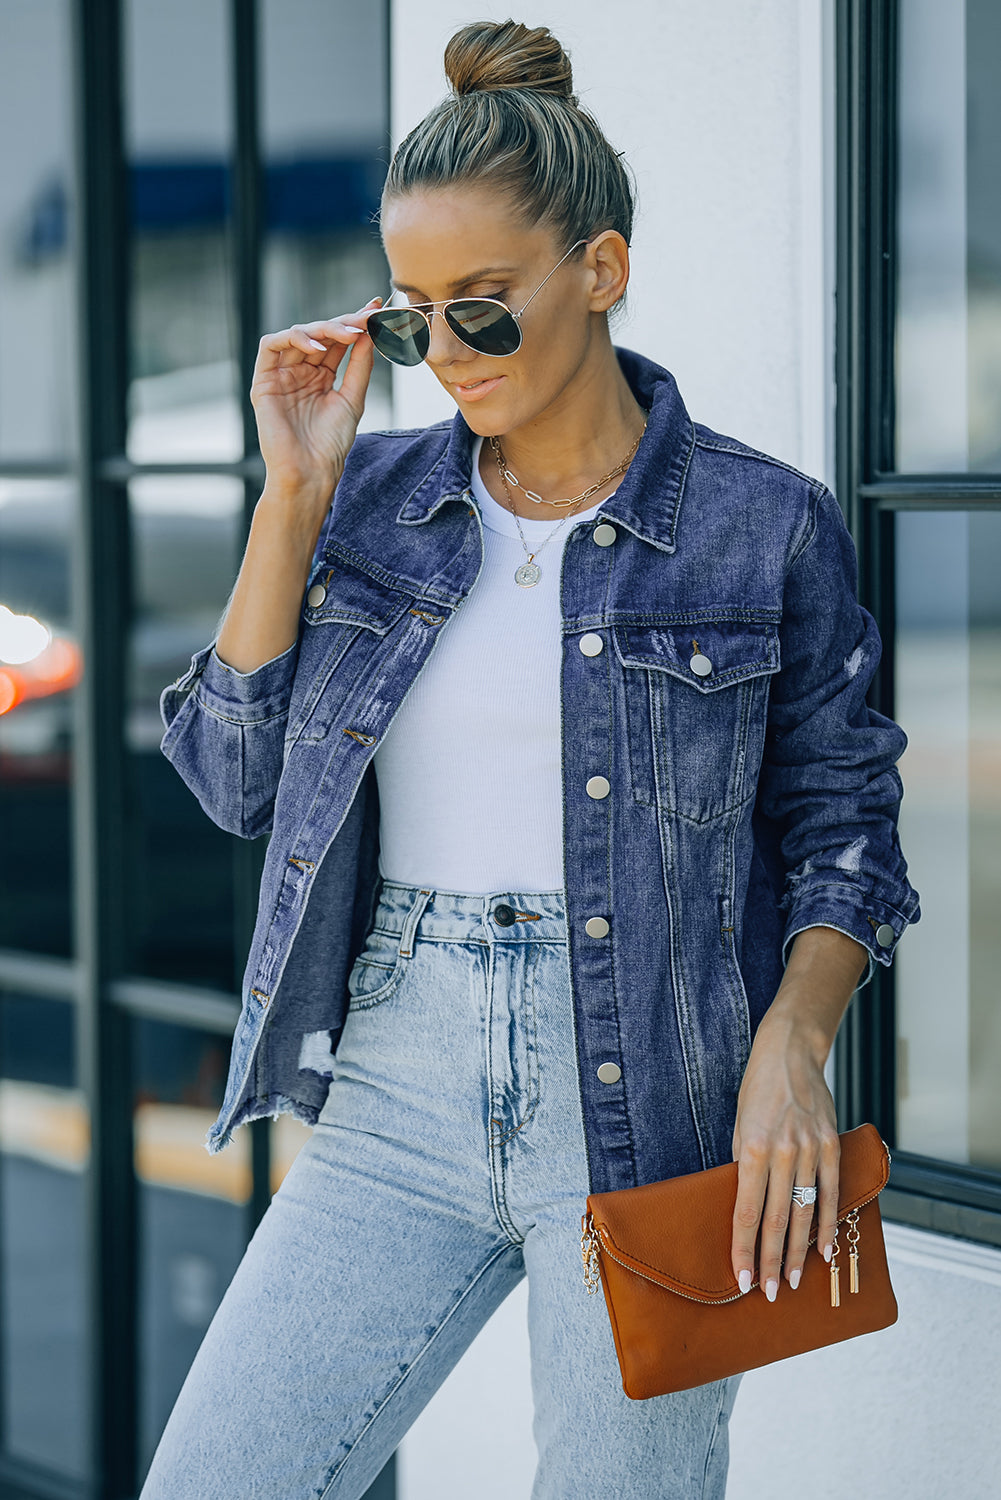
[444,19,577,104]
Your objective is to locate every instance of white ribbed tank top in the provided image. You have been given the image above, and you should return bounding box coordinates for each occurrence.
[371,435,613,894]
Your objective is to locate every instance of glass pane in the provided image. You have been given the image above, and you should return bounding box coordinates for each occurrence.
[894,511,1001,1168]
[127,474,243,988]
[0,991,89,1479]
[0,478,77,956]
[123,0,241,462]
[896,0,1001,471]
[134,1016,250,1477]
[260,0,393,431]
[0,0,78,462]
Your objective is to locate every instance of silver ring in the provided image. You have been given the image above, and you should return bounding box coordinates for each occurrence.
[791,1185,818,1208]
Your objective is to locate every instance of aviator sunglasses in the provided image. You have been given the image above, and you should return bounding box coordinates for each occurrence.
[365,238,590,367]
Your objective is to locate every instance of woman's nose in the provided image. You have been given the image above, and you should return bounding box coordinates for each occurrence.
[425,308,473,366]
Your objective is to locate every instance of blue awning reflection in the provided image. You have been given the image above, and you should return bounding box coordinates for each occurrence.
[19,153,386,263]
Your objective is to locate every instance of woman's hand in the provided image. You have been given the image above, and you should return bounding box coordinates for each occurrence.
[250,300,382,502]
[730,926,869,1301]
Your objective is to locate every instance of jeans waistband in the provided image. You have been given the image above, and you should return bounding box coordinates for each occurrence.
[371,880,568,949]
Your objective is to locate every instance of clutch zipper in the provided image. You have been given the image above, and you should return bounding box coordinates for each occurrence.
[581,1143,891,1306]
[581,1213,754,1302]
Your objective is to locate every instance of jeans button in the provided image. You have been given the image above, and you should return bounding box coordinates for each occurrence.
[875,923,895,947]
[492,903,516,926]
[585,916,610,938]
[597,1062,622,1084]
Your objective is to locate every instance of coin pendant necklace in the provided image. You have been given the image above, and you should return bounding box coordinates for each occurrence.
[488,424,646,588]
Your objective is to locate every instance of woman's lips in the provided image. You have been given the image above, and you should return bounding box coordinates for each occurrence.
[453,375,506,402]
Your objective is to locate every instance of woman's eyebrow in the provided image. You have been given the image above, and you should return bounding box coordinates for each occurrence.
[392,265,519,297]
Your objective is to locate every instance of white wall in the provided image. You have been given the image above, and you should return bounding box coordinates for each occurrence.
[389,4,1001,1498]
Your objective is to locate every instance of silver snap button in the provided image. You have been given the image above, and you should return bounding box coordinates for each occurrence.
[592,523,617,547]
[579,632,604,657]
[585,916,610,939]
[597,1062,622,1085]
[586,775,611,799]
[690,653,713,677]
[307,583,327,608]
[875,923,895,948]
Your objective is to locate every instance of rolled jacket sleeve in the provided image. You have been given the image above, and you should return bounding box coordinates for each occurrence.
[158,637,300,839]
[757,483,921,987]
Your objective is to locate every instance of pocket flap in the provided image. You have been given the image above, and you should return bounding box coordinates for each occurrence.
[586,1123,890,1303]
[304,558,413,634]
[612,616,780,691]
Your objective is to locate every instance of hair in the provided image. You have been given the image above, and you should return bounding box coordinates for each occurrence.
[381,20,636,264]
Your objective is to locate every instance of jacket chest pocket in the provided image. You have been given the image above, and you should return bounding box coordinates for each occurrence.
[287,558,415,746]
[613,616,781,824]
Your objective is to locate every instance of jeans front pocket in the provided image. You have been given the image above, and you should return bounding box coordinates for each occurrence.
[346,925,409,1011]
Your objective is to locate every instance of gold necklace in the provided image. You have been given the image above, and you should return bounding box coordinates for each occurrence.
[488,425,646,588]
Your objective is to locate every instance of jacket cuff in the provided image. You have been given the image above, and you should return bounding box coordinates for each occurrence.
[780,886,915,990]
[160,638,299,730]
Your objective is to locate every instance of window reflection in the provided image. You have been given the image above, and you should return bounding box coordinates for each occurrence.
[0,991,88,1479]
[134,1015,250,1475]
[0,0,77,462]
[127,474,243,988]
[0,478,77,955]
[260,0,393,431]
[896,0,1001,471]
[124,0,241,462]
[895,511,1001,1168]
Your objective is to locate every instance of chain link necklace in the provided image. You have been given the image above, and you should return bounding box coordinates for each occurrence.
[488,424,646,588]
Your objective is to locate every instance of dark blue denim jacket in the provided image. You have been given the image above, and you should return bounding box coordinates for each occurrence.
[159,346,920,1193]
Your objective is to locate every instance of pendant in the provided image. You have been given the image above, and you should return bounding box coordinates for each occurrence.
[515,561,542,587]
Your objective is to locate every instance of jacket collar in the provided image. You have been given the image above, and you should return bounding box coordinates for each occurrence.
[395,346,696,554]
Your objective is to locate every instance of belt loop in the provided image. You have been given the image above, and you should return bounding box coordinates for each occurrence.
[398,886,433,958]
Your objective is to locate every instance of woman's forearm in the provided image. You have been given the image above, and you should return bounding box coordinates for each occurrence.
[215,479,336,675]
[756,925,870,1065]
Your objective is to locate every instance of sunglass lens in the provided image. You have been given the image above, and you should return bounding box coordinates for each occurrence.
[367,308,430,366]
[445,300,522,356]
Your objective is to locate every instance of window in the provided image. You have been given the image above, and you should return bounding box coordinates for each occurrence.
[0,3,395,1495]
[836,0,1001,1245]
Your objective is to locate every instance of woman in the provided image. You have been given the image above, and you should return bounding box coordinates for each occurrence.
[141,20,919,1500]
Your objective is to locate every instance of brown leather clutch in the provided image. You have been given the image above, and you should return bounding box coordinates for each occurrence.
[581,1122,897,1398]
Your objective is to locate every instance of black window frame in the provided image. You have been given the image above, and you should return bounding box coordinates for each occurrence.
[0,2,395,1496]
[834,0,1001,1248]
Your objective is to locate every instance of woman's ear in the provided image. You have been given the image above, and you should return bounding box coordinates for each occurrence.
[586,231,630,314]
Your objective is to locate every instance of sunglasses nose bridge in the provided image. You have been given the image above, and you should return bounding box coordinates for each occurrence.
[426,303,476,363]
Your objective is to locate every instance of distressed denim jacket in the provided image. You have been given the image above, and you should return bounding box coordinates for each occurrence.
[159,346,920,1194]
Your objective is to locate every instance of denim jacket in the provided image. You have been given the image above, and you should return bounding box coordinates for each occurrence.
[159,346,920,1193]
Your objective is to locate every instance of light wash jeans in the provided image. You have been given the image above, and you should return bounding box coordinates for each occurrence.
[139,881,740,1499]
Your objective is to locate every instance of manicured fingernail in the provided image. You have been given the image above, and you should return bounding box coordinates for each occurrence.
[823,1243,833,1263]
[738,1269,751,1294]
[790,1267,801,1290]
[765,1278,778,1303]
[342,326,364,334]
[308,338,325,350]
